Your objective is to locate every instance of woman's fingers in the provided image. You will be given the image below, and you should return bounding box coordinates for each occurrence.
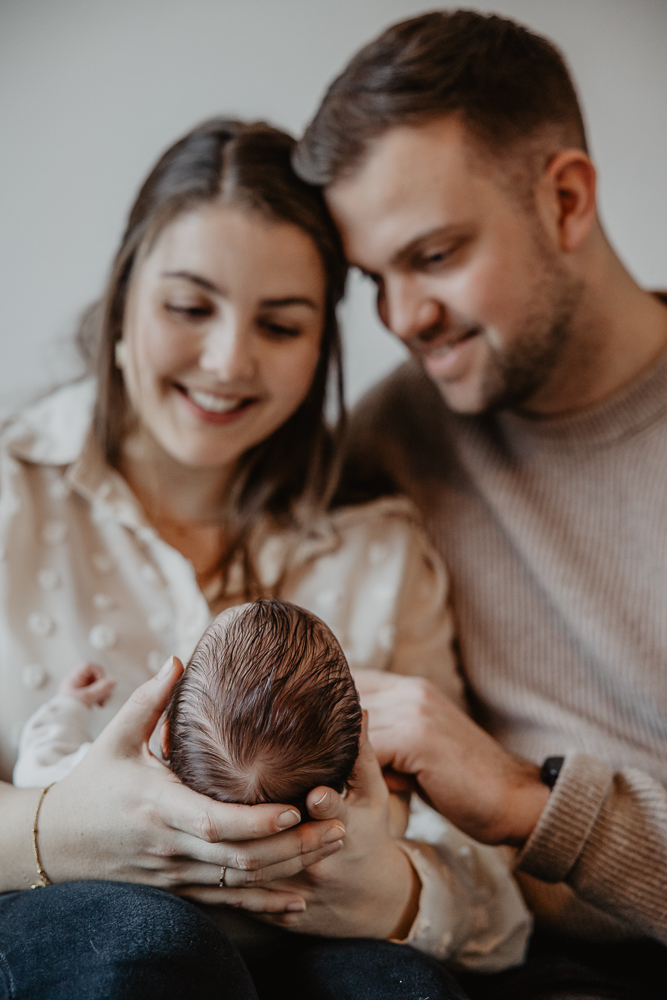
[176,884,307,913]
[305,734,387,824]
[165,799,346,869]
[166,840,344,890]
[160,765,345,852]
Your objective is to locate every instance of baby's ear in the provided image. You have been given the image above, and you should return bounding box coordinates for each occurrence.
[359,709,368,749]
[160,717,171,760]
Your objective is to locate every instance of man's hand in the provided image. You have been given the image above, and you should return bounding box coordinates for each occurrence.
[258,722,421,940]
[356,669,549,846]
[38,657,346,914]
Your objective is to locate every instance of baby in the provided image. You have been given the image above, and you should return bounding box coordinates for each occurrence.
[14,600,364,818]
[164,599,362,814]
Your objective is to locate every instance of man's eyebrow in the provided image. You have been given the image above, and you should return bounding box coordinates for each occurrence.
[389,224,467,268]
[260,296,318,310]
[160,272,318,309]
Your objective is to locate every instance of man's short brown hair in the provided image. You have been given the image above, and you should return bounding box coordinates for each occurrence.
[295,10,588,187]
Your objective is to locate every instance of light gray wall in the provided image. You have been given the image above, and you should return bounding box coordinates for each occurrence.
[1,0,666,409]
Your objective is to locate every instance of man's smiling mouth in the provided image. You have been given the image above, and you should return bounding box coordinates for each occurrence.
[422,326,482,357]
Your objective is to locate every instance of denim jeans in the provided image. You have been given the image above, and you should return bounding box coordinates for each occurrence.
[0,881,255,1000]
[0,881,467,1000]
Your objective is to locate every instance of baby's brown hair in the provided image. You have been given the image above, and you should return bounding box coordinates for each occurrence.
[164,600,362,815]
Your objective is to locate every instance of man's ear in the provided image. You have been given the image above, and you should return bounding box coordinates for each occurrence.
[537,149,597,254]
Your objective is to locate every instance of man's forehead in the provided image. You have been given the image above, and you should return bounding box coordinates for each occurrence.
[325,118,486,267]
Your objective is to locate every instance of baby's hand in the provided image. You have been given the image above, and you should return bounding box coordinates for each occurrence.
[58,663,117,708]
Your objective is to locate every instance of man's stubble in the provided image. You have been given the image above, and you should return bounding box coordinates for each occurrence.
[473,232,585,414]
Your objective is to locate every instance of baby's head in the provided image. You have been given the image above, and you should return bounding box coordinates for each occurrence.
[164,599,362,815]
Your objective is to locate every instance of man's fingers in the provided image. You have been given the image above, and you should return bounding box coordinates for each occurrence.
[177,885,307,913]
[102,656,184,754]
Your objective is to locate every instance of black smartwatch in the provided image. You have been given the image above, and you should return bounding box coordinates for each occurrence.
[540,756,565,790]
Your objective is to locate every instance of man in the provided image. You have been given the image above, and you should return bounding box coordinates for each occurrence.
[294,9,667,998]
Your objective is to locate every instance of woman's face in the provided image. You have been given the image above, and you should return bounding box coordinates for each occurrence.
[120,202,327,469]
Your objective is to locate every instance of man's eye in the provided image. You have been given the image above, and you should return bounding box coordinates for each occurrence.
[424,250,449,266]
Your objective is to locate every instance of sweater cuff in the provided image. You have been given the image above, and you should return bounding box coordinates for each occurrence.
[517,753,613,883]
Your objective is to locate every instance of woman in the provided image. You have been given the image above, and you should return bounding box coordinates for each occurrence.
[0,119,528,999]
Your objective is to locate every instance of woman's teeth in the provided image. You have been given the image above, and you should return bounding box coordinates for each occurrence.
[186,389,244,413]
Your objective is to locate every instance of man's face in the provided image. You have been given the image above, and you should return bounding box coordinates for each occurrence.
[326,118,582,414]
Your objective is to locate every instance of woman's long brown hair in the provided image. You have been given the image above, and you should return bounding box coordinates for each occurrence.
[77,118,348,599]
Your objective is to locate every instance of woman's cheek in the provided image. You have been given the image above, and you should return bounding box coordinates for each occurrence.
[274,340,321,407]
[141,320,198,380]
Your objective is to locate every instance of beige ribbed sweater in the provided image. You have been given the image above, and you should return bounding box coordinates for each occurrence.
[345,349,667,944]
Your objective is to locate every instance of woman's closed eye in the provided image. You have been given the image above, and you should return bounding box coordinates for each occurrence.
[259,318,302,339]
[165,302,214,321]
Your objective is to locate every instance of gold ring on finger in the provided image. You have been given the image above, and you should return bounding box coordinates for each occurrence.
[219,866,227,888]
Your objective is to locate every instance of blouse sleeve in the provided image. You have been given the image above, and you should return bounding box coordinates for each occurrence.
[387,519,465,707]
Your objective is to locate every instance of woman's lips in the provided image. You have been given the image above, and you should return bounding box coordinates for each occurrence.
[421,327,482,381]
[175,384,258,425]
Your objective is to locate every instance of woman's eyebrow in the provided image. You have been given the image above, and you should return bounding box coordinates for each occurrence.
[161,270,221,293]
[160,272,317,309]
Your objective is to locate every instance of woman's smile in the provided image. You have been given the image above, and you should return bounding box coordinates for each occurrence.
[174,383,261,423]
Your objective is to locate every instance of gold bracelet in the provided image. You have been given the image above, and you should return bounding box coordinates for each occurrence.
[30,784,54,889]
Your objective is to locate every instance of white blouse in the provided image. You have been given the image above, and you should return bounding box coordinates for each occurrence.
[0,378,530,970]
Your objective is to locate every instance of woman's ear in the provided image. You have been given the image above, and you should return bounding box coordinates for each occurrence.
[537,149,598,254]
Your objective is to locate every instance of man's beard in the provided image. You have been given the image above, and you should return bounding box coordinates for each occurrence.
[478,249,584,414]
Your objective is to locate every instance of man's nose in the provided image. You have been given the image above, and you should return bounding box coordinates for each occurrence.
[199,314,256,381]
[379,275,444,343]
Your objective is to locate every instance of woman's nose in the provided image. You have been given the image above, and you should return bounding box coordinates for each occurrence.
[198,314,256,382]
[380,275,444,344]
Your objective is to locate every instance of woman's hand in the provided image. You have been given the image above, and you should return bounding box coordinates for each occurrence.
[37,657,346,913]
[355,669,549,847]
[257,723,422,940]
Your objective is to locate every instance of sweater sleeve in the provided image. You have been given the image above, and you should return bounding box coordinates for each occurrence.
[12,696,94,788]
[517,753,667,942]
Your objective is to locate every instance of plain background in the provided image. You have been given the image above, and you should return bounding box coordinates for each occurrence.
[1,0,666,409]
